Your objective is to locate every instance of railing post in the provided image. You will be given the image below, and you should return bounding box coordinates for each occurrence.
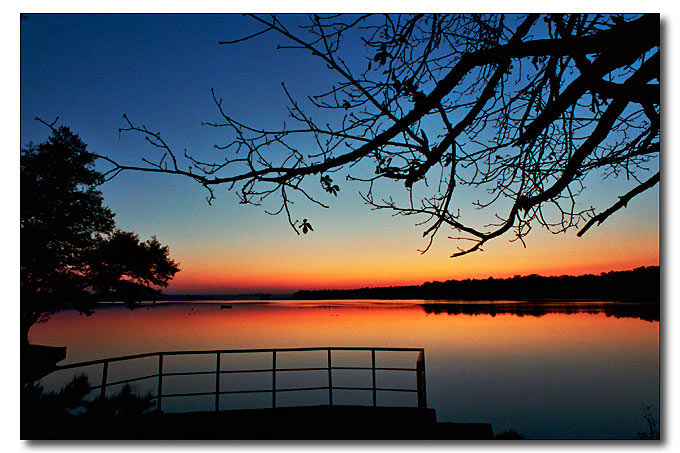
[327,349,333,406]
[421,349,427,409]
[416,351,424,409]
[157,353,163,412]
[272,350,277,408]
[215,352,221,412]
[100,361,108,400]
[371,349,377,407]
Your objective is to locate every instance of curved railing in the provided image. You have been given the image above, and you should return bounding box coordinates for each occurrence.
[51,347,427,412]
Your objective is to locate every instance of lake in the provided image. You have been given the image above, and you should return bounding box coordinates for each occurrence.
[29,299,659,439]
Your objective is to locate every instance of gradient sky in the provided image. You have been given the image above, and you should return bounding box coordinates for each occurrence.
[20,14,660,294]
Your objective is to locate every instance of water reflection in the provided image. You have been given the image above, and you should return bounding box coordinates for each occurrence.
[29,300,659,439]
[421,301,659,321]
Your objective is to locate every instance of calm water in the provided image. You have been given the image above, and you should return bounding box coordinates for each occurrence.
[30,300,659,439]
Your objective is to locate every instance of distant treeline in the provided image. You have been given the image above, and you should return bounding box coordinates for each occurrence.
[292,266,660,303]
[157,293,273,301]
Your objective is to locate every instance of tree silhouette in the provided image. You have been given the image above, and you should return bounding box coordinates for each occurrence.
[21,121,180,344]
[101,14,659,256]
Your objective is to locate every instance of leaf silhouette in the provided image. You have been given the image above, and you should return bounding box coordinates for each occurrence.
[301,218,313,234]
[320,175,340,196]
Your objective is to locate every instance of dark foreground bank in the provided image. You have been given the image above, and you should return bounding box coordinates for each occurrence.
[23,405,496,440]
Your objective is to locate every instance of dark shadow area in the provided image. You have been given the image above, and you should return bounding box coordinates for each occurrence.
[22,373,496,439]
[21,375,157,440]
[21,344,66,383]
[23,400,496,440]
[123,406,493,440]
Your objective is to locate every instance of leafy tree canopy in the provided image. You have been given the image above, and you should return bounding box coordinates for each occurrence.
[21,123,180,343]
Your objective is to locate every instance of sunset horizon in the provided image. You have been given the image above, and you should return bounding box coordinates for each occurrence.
[163,262,660,295]
[20,12,660,441]
[20,14,659,300]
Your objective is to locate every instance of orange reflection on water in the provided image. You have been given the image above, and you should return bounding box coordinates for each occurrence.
[30,301,659,366]
[29,301,659,439]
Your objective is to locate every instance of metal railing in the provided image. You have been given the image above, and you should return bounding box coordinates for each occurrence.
[51,347,427,412]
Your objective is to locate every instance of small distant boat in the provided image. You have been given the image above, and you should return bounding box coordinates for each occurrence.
[220,304,232,309]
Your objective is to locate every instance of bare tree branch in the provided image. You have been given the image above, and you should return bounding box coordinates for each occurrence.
[577,171,659,237]
[102,13,659,257]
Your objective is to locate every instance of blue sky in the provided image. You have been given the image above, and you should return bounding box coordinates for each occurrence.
[20,13,660,293]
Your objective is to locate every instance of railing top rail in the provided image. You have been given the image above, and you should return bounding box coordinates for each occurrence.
[52,346,425,371]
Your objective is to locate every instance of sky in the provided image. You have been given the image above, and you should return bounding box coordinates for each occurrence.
[20,13,660,294]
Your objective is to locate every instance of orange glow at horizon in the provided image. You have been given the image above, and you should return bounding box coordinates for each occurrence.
[164,226,659,293]
[147,171,659,294]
